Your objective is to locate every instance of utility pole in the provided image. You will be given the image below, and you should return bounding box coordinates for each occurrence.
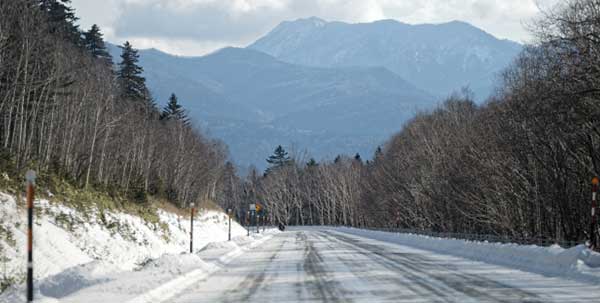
[591,177,599,250]
[25,170,36,303]
[190,202,195,253]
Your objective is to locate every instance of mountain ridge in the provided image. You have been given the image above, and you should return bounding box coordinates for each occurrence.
[105,18,520,169]
[108,44,435,170]
[248,17,522,100]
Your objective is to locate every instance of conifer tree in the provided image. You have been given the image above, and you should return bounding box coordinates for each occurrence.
[161,93,189,124]
[266,145,292,172]
[307,158,318,167]
[117,41,148,102]
[84,24,112,65]
[39,0,82,45]
[374,146,383,162]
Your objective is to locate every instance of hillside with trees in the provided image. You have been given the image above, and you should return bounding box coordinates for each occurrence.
[0,0,228,209]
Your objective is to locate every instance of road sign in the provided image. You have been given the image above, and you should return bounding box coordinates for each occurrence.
[249,203,256,211]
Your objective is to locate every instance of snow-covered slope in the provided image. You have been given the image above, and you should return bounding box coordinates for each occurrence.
[0,192,247,297]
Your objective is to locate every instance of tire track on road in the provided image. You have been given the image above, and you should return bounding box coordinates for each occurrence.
[313,232,444,302]
[300,231,351,303]
[221,238,287,303]
[321,231,543,303]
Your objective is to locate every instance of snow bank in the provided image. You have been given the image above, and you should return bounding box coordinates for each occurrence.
[140,253,211,276]
[0,191,249,301]
[38,261,118,298]
[331,227,600,283]
[125,233,274,303]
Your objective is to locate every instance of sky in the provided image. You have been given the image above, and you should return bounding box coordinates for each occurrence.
[70,0,560,57]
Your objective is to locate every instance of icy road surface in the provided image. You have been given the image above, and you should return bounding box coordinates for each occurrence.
[173,230,598,303]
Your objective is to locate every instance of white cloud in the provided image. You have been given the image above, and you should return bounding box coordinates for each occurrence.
[71,0,561,56]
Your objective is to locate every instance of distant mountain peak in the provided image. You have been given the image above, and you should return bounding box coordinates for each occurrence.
[207,46,278,63]
[248,18,522,100]
[444,20,474,26]
[370,19,405,25]
[276,16,328,29]
[302,16,327,26]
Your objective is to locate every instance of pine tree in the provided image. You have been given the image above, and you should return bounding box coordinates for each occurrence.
[374,146,383,162]
[161,93,189,124]
[83,24,112,65]
[266,145,292,171]
[117,41,148,102]
[39,0,82,45]
[306,158,318,167]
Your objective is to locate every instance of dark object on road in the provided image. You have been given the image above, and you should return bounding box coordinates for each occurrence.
[278,223,285,231]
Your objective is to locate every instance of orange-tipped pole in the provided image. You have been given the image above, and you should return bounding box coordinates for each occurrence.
[25,170,36,302]
[591,177,599,249]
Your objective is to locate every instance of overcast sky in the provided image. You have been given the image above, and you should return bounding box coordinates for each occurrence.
[70,0,559,57]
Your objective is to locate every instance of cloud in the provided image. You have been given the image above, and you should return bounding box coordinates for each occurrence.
[71,0,560,56]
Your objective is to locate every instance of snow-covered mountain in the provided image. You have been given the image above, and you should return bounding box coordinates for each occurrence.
[248,17,522,100]
[109,45,435,169]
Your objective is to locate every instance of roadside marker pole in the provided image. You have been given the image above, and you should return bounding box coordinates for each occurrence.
[227,208,232,241]
[256,215,260,234]
[25,170,36,303]
[247,211,250,237]
[592,177,599,249]
[190,202,195,253]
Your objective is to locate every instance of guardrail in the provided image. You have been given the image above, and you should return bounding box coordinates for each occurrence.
[359,227,585,248]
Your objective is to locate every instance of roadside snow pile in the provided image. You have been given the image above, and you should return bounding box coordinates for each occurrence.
[124,232,276,303]
[38,261,118,298]
[139,253,211,276]
[333,227,600,283]
[0,191,249,302]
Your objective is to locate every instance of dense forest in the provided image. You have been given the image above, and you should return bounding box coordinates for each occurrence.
[0,0,228,207]
[2,0,599,245]
[224,0,600,244]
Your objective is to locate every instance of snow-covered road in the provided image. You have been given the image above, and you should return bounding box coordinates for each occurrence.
[173,229,599,303]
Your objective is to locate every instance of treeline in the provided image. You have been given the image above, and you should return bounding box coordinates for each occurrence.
[224,0,600,242]
[0,0,227,206]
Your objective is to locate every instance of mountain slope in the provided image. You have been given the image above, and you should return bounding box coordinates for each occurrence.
[109,45,434,169]
[248,17,522,100]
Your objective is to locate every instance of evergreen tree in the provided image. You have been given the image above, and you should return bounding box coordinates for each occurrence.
[266,145,292,170]
[39,0,82,45]
[83,24,112,65]
[367,146,383,167]
[161,93,189,124]
[354,153,362,163]
[306,158,318,167]
[117,41,148,102]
